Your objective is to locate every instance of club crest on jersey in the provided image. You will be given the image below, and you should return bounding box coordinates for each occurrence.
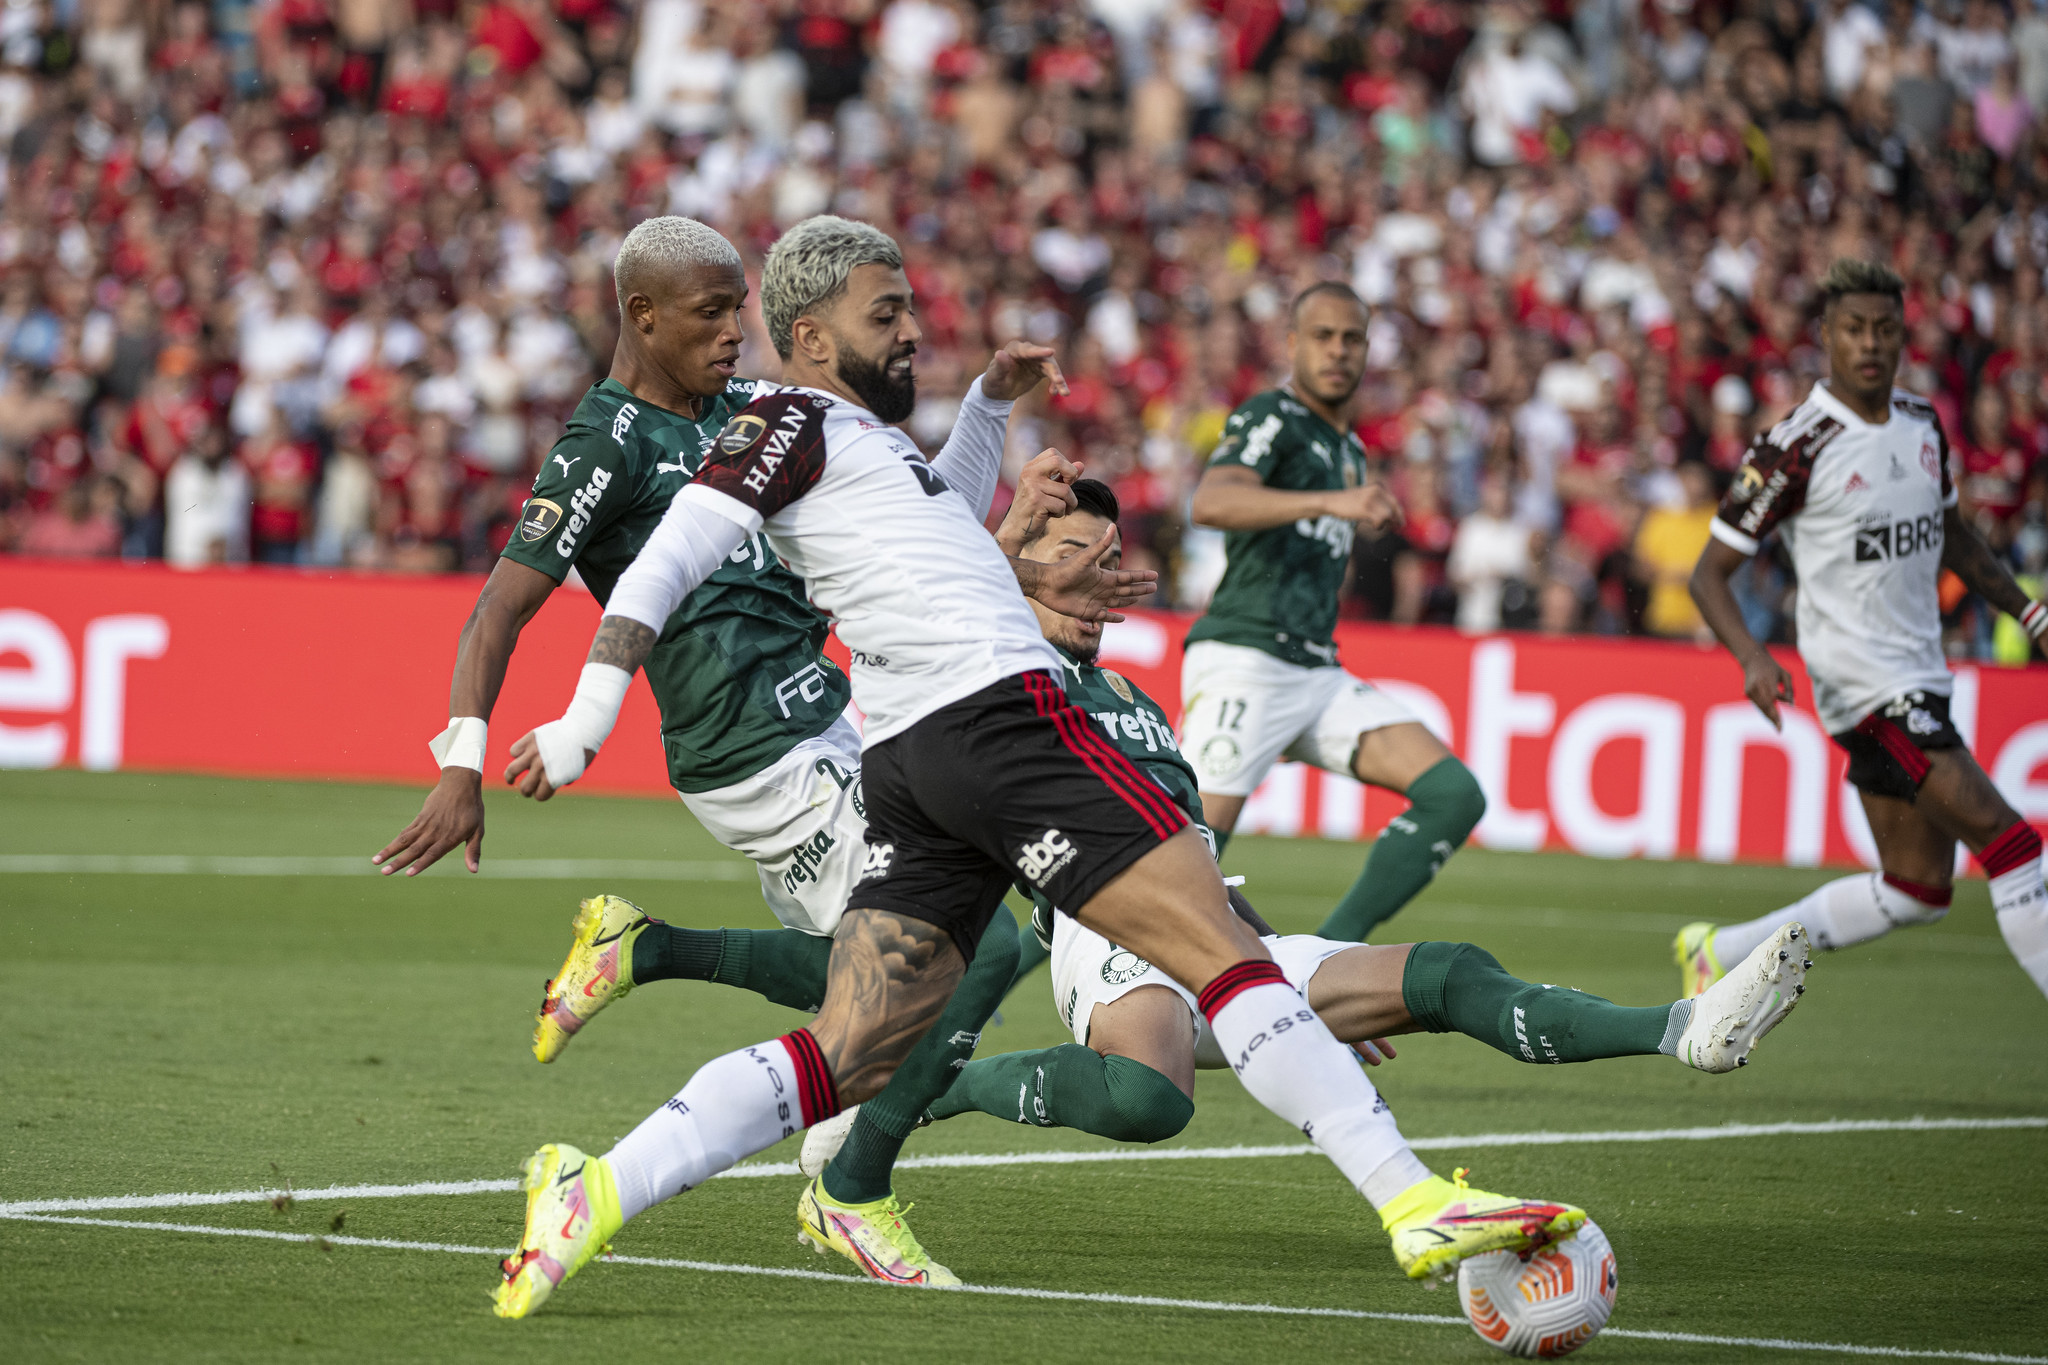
[517,498,563,540]
[1100,950,1152,986]
[1920,437,1941,481]
[1103,670,1134,704]
[715,414,767,455]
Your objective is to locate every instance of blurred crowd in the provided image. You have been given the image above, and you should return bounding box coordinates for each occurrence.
[0,0,2044,660]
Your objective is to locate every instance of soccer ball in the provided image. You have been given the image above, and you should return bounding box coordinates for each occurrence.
[1456,1220,1618,1359]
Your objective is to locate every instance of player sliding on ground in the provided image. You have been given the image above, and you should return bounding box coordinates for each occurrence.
[1684,259,2048,1003]
[493,215,1591,1319]
[365,215,1062,1272]
[1183,282,1488,944]
[797,480,1810,1163]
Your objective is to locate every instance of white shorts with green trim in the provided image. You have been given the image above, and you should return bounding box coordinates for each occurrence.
[677,715,866,938]
[1178,640,1420,797]
[1049,913,1354,1068]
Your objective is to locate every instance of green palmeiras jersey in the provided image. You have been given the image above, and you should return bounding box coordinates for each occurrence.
[501,377,850,793]
[1185,386,1368,668]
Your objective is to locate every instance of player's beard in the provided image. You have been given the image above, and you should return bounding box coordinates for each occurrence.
[837,343,917,423]
[1056,624,1101,665]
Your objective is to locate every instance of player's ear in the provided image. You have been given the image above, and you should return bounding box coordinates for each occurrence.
[626,292,658,335]
[791,314,833,366]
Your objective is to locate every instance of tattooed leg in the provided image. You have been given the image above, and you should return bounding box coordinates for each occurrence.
[808,908,965,1103]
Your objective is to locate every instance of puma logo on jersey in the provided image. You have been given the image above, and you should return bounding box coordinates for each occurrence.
[1854,513,1941,562]
[1015,829,1077,887]
[551,454,581,477]
[655,461,687,475]
[610,403,639,444]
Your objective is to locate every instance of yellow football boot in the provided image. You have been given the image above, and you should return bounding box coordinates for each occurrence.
[1673,921,1726,1000]
[797,1176,959,1287]
[492,1143,623,1319]
[534,895,655,1063]
[1381,1167,1586,1284]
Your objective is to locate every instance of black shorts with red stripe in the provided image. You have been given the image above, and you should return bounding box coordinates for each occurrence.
[845,669,1189,960]
[1833,690,1964,801]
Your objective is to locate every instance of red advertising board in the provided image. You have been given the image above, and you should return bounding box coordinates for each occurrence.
[4,558,2045,869]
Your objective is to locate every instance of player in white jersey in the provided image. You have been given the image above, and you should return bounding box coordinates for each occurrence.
[485,215,1588,1319]
[1685,259,2048,1004]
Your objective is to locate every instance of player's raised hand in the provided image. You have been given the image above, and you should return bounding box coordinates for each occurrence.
[994,448,1083,555]
[372,768,488,876]
[1023,521,1157,622]
[979,340,1069,402]
[1326,481,1404,531]
[504,729,595,802]
[1743,653,1796,730]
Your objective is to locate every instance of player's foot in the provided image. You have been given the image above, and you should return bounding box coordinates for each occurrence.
[492,1143,624,1319]
[533,895,654,1063]
[799,1104,861,1177]
[1381,1167,1586,1285]
[797,1176,959,1287]
[1677,922,1810,1073]
[1673,921,1726,1000]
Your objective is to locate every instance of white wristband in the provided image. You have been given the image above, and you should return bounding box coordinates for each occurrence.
[535,663,632,788]
[429,716,488,771]
[2022,600,2048,641]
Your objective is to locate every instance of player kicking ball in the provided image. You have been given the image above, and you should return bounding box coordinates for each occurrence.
[492,216,1591,1319]
[364,215,1066,1289]
[1183,283,1487,943]
[1684,259,2048,1002]
[802,480,1810,1168]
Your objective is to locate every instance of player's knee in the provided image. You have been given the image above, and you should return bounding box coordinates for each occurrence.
[1100,1054,1195,1143]
[1425,761,1487,842]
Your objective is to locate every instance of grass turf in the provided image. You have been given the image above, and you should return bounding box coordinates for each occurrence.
[1,768,2044,1364]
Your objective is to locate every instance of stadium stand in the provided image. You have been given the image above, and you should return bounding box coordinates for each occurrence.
[0,0,2040,661]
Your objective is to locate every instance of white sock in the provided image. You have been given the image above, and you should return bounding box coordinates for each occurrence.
[1714,872,1943,959]
[606,1033,834,1222]
[1200,965,1425,1211]
[1991,854,2048,1000]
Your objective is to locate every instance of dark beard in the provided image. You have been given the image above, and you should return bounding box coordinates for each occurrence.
[837,346,917,423]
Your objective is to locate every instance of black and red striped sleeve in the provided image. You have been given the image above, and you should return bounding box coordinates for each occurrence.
[1711,412,1838,555]
[695,391,831,520]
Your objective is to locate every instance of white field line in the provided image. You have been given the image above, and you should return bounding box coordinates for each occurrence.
[0,854,751,881]
[3,1211,2041,1364]
[6,1116,2040,1217]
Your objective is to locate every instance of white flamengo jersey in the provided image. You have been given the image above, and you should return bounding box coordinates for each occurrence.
[676,384,1058,744]
[1709,381,1959,735]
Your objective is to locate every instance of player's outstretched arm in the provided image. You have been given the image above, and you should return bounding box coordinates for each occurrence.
[1942,505,2047,655]
[1690,537,1794,729]
[929,343,1068,521]
[1010,521,1157,622]
[993,448,1082,556]
[1190,464,1402,532]
[374,558,558,876]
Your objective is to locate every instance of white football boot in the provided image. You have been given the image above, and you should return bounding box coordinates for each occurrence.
[799,1105,861,1177]
[1677,922,1811,1073]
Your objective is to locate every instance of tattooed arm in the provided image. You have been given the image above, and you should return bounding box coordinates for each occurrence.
[1942,505,2033,619]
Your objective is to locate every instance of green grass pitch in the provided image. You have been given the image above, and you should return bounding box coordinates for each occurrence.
[3,769,2044,1364]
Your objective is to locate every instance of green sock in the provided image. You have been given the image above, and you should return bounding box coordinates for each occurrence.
[630,925,833,1013]
[1006,932,1049,1001]
[821,910,1022,1204]
[927,1044,1192,1143]
[1402,941,1685,1063]
[1212,826,1233,857]
[1317,757,1486,942]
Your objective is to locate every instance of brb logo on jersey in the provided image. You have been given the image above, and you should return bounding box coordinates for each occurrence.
[1015,828,1078,888]
[1854,512,1942,562]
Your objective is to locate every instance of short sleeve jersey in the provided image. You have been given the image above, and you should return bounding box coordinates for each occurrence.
[1185,387,1369,668]
[688,385,1058,745]
[501,378,850,793]
[1708,382,1958,734]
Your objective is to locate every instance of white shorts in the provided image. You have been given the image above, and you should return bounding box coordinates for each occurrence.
[1049,912,1354,1068]
[677,716,866,937]
[1178,640,1419,797]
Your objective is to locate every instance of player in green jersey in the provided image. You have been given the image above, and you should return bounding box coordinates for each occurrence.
[1184,282,1489,943]
[796,481,1813,1170]
[369,216,1062,1287]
